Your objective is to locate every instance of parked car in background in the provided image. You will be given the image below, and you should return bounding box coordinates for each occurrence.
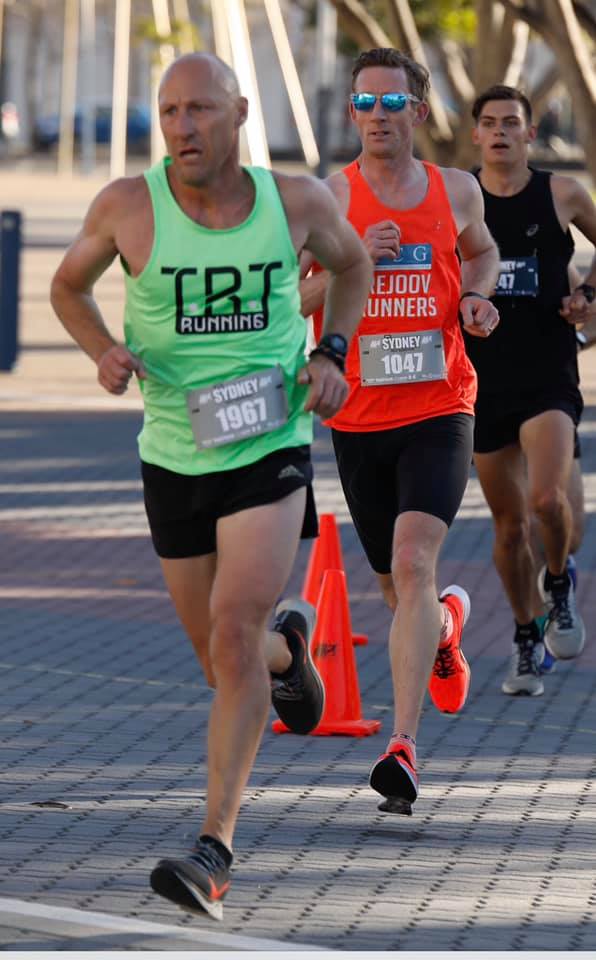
[33,104,150,153]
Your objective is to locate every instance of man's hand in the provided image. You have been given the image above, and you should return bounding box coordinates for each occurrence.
[460,295,499,338]
[362,220,401,262]
[97,344,147,395]
[560,289,595,326]
[298,355,349,419]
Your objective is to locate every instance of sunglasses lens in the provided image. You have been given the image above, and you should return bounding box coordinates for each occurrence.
[382,94,408,111]
[352,94,376,111]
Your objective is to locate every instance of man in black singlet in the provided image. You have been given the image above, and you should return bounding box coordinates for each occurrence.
[464,85,596,696]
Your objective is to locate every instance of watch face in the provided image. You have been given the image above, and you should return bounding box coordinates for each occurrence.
[326,334,347,354]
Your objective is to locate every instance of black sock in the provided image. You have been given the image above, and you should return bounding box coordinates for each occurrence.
[544,569,570,594]
[199,834,233,868]
[515,620,540,643]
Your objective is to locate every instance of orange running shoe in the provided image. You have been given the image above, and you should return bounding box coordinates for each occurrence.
[369,736,419,815]
[428,584,471,714]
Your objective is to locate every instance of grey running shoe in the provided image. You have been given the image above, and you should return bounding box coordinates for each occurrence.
[501,633,544,696]
[150,835,231,921]
[537,565,585,660]
[270,598,324,734]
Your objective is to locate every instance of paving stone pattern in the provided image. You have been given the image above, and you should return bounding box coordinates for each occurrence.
[1,405,596,951]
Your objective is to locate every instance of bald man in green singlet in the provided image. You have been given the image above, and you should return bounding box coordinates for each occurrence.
[50,53,372,921]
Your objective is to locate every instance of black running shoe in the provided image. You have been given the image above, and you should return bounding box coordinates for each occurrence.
[150,835,232,921]
[369,739,419,816]
[270,598,324,735]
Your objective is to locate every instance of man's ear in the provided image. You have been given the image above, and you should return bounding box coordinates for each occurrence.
[235,96,248,128]
[527,123,538,144]
[412,101,430,127]
[471,125,480,146]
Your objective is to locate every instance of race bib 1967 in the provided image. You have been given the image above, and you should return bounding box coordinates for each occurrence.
[186,365,288,450]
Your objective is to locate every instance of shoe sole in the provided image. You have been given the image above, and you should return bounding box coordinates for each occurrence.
[271,598,325,734]
[369,754,418,808]
[543,626,585,660]
[150,862,223,921]
[501,682,544,697]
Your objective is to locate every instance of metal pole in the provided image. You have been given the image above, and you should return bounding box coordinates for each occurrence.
[0,210,22,372]
[57,0,80,177]
[263,0,319,169]
[110,0,131,180]
[315,0,336,179]
[80,0,96,175]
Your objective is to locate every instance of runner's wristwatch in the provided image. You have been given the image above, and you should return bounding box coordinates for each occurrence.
[574,283,595,304]
[309,333,348,373]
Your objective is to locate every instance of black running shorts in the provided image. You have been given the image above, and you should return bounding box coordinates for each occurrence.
[331,413,474,575]
[142,445,318,559]
[473,386,583,456]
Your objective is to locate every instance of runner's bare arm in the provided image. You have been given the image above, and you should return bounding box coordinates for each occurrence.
[554,177,596,325]
[50,181,147,395]
[277,173,372,418]
[445,170,500,338]
[298,172,351,318]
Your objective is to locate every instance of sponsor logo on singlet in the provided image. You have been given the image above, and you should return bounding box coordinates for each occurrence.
[367,243,438,319]
[161,261,283,334]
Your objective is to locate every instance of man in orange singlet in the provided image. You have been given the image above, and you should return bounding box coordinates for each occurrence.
[301,48,500,815]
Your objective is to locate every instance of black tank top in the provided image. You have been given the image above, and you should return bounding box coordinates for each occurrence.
[464,168,577,395]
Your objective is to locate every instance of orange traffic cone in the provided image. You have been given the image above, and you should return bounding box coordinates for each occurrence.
[302,513,368,646]
[273,569,381,737]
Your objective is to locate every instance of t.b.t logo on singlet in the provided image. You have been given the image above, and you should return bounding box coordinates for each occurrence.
[161,261,283,334]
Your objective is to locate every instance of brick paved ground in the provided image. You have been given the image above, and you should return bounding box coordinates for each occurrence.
[0,174,595,950]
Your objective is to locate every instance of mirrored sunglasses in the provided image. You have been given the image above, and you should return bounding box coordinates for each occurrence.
[350,92,420,112]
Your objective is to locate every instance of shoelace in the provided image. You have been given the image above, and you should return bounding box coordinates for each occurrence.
[190,842,227,875]
[433,643,456,679]
[549,594,574,631]
[517,638,539,675]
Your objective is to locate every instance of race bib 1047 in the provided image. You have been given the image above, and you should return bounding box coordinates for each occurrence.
[359,329,446,386]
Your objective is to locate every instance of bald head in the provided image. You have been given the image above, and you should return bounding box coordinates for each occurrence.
[159,53,240,100]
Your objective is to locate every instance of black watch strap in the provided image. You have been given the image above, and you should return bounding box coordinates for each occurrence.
[309,333,347,373]
[459,291,490,303]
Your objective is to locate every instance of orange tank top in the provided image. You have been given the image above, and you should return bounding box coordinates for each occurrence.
[313,160,477,431]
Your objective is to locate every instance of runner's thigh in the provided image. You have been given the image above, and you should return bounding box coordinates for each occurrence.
[212,489,307,620]
[520,409,575,497]
[397,414,473,526]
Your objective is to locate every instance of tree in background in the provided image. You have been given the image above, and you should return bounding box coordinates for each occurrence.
[324,0,596,180]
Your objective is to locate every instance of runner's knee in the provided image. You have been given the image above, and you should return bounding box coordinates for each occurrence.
[391,541,436,592]
[209,609,270,684]
[530,486,568,524]
[493,513,530,552]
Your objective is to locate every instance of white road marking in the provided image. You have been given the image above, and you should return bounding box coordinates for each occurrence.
[0,896,323,951]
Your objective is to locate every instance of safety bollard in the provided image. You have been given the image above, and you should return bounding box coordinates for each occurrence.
[0,209,22,371]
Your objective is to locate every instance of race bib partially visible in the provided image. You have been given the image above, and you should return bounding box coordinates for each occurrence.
[186,365,288,449]
[495,256,539,297]
[359,329,446,386]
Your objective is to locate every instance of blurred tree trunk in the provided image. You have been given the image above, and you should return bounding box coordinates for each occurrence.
[22,1,44,149]
[501,0,596,183]
[328,0,596,181]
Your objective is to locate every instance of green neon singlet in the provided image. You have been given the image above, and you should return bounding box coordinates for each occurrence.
[123,159,312,475]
